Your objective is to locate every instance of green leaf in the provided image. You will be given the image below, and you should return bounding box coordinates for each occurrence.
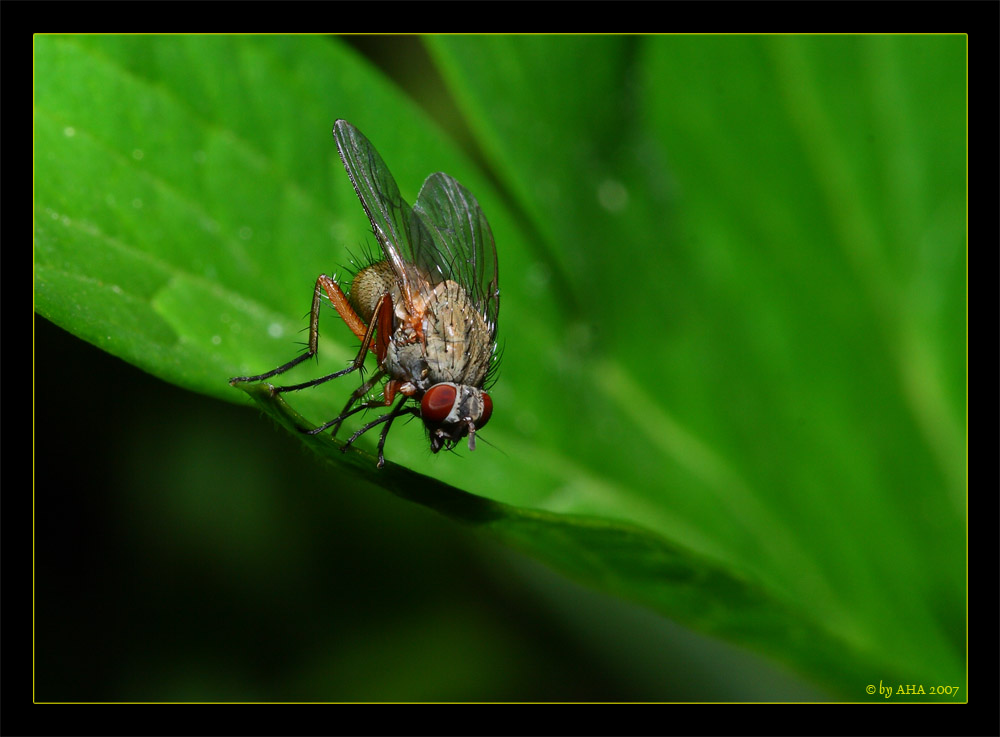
[35,34,966,699]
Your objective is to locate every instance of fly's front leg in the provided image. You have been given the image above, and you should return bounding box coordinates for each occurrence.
[373,397,420,468]
[338,396,419,468]
[304,368,387,437]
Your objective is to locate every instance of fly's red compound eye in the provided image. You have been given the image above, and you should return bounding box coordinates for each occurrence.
[478,392,493,429]
[422,384,457,423]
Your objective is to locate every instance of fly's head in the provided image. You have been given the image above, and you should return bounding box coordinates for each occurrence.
[419,382,493,453]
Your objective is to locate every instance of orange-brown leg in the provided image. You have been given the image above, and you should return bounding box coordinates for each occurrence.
[317,275,375,349]
[383,379,400,405]
[230,274,386,392]
[374,290,394,365]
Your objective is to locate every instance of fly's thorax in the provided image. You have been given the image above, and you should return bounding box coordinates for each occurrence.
[348,260,398,323]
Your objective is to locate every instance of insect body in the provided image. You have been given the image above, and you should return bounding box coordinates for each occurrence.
[230,120,499,467]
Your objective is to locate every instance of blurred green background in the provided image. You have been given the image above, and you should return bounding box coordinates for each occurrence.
[34,35,965,702]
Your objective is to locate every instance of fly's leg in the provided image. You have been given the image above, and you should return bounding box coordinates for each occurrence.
[374,398,420,468]
[233,274,405,460]
[339,396,419,468]
[230,275,386,392]
[278,290,394,394]
[230,275,349,385]
[305,374,410,463]
[305,368,387,437]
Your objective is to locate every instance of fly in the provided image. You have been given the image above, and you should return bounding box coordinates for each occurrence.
[230,120,500,468]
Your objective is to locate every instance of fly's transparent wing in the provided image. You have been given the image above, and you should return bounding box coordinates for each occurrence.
[412,172,500,335]
[332,120,431,300]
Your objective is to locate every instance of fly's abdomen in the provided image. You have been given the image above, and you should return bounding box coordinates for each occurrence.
[349,260,397,323]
